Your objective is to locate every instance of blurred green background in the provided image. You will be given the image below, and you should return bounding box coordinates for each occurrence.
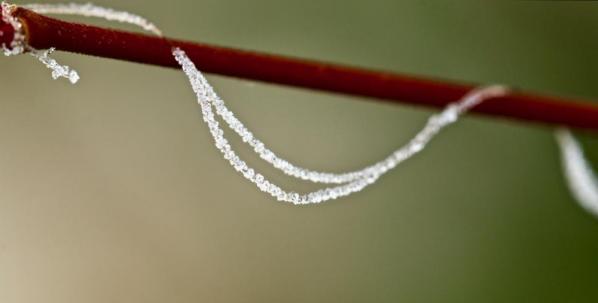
[1,1,597,302]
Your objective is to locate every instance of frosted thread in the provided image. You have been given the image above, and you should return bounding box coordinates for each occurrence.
[23,3,162,36]
[16,3,498,184]
[555,129,598,217]
[15,2,510,186]
[3,2,509,204]
[17,2,596,208]
[197,71,508,183]
[174,47,508,204]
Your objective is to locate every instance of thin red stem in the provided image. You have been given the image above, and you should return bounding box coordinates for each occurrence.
[0,13,14,47]
[3,7,598,132]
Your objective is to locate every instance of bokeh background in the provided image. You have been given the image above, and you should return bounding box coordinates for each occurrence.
[1,1,598,302]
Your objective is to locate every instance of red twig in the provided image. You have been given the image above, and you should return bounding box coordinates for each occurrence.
[0,20,13,47]
[2,7,598,132]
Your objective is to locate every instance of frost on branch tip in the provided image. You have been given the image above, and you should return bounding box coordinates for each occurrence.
[1,2,79,83]
[1,1,25,56]
[12,2,166,84]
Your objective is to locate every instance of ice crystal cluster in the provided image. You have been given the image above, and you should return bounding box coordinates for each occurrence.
[30,47,79,83]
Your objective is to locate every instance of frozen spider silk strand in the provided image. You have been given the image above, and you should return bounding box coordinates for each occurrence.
[555,129,598,218]
[6,2,597,209]
[10,3,511,187]
[173,47,507,203]
[0,2,511,204]
[22,3,162,36]
[207,81,507,184]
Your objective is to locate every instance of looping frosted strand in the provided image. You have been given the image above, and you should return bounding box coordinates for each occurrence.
[175,41,508,184]
[6,2,510,186]
[209,83,508,184]
[14,2,598,211]
[23,3,162,36]
[174,47,383,204]
[173,47,508,204]
[555,129,598,218]
[1,2,512,204]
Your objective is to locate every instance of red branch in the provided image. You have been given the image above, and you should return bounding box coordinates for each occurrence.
[2,7,598,132]
[0,13,14,47]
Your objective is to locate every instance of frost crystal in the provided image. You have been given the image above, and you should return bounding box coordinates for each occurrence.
[30,48,79,84]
